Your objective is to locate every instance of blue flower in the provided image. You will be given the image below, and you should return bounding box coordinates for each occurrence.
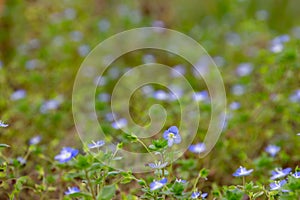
[189,143,206,154]
[265,145,280,157]
[111,118,127,129]
[269,35,290,53]
[65,186,80,195]
[88,140,105,149]
[0,121,8,128]
[40,99,61,113]
[193,91,209,102]
[29,136,41,145]
[229,102,240,110]
[148,161,168,169]
[55,147,79,163]
[11,89,26,101]
[270,168,292,180]
[233,166,253,177]
[78,44,90,57]
[236,63,253,77]
[270,180,287,191]
[293,172,300,178]
[150,178,167,191]
[175,178,187,184]
[17,157,26,165]
[163,126,181,147]
[191,191,208,199]
[191,191,200,199]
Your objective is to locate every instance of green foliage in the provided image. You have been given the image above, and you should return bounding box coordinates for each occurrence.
[1,0,300,199]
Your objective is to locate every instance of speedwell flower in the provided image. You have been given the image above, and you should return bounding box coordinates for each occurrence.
[0,121,8,128]
[55,147,79,163]
[233,166,253,177]
[265,144,280,157]
[163,126,181,147]
[88,140,105,149]
[29,136,41,145]
[148,161,168,169]
[65,186,80,195]
[189,143,206,154]
[175,178,187,184]
[293,171,300,178]
[191,191,208,199]
[150,178,167,191]
[270,180,287,191]
[270,168,292,180]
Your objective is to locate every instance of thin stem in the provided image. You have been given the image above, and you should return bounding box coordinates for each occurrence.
[192,155,203,191]
[137,138,156,160]
[85,169,96,200]
[192,172,202,191]
[99,146,119,195]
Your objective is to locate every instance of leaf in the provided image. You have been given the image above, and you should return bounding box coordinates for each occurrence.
[199,168,210,179]
[69,192,92,199]
[124,133,138,143]
[0,144,10,148]
[253,191,264,199]
[98,185,116,200]
[75,155,90,169]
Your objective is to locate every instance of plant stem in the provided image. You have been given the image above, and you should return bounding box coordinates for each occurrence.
[192,172,202,191]
[85,169,96,200]
[137,138,156,160]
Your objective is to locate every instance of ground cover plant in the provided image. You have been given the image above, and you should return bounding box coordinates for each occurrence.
[1,0,300,199]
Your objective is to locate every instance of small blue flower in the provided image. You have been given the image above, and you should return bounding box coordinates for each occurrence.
[17,157,26,165]
[78,44,90,57]
[29,136,41,145]
[229,101,241,110]
[55,147,79,163]
[289,90,300,103]
[269,35,290,53]
[270,168,292,180]
[233,166,253,177]
[163,126,181,147]
[153,90,169,101]
[175,178,187,184]
[270,180,287,191]
[293,172,300,178]
[189,143,206,154]
[148,161,168,169]
[88,140,105,149]
[150,178,167,191]
[191,191,200,199]
[11,89,26,101]
[191,191,208,199]
[111,118,127,129]
[0,121,8,128]
[40,99,61,113]
[65,186,80,195]
[193,91,209,102]
[265,145,280,157]
[236,63,253,77]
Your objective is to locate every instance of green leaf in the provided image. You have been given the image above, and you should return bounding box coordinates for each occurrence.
[253,191,264,199]
[149,139,168,151]
[75,155,90,169]
[0,144,10,148]
[124,133,138,143]
[98,185,116,200]
[199,168,210,179]
[69,192,92,198]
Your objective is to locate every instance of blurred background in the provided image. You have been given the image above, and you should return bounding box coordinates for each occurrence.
[1,0,300,198]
